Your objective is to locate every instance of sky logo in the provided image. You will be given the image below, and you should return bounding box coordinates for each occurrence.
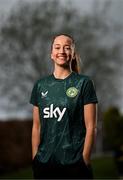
[43,104,66,121]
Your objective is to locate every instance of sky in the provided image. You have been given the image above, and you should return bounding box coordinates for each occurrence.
[0,0,92,18]
[0,0,121,14]
[0,0,123,23]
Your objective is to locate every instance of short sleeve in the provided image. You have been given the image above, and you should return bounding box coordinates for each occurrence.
[83,79,98,105]
[30,81,38,106]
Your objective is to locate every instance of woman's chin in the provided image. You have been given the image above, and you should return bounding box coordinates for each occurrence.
[57,62,70,68]
[56,59,70,65]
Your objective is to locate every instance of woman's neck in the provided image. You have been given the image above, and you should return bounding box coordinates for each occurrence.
[53,66,72,79]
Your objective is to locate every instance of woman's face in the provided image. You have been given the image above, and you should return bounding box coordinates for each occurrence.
[51,35,75,67]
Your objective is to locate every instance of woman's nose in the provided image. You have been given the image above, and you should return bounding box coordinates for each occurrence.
[59,47,65,53]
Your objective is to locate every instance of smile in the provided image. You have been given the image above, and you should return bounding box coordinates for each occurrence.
[58,56,66,58]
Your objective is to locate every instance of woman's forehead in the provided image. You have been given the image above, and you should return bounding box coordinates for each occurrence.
[53,35,73,45]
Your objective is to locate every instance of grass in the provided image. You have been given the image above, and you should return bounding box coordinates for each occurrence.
[92,156,119,179]
[0,156,119,179]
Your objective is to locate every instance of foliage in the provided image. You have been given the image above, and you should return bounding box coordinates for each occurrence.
[103,107,123,149]
[0,120,32,172]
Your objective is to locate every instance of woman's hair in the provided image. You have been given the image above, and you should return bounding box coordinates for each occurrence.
[51,34,81,73]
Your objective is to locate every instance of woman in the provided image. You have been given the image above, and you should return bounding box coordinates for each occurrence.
[30,34,98,179]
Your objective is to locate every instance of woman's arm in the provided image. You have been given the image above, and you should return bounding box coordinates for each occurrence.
[83,103,97,165]
[32,106,40,159]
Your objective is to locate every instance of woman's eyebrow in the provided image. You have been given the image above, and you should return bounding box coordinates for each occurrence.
[54,44,60,46]
[54,44,71,46]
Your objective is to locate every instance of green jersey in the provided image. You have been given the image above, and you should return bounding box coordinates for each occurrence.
[30,72,98,165]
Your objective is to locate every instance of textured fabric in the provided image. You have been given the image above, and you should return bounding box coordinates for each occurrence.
[30,72,98,165]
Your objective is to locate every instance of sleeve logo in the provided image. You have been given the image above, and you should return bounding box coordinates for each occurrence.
[66,87,78,98]
[41,91,48,98]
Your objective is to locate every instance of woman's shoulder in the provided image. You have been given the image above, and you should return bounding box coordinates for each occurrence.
[73,72,91,81]
[33,74,52,86]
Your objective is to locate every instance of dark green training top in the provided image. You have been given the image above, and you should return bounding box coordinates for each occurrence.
[30,71,98,165]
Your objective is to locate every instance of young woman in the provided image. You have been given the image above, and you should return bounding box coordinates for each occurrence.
[30,34,98,179]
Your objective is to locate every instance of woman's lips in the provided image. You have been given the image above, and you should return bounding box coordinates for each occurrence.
[58,56,66,58]
[56,54,67,58]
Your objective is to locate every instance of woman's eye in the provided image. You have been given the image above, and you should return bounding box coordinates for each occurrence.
[55,47,60,50]
[54,46,71,50]
[65,47,71,50]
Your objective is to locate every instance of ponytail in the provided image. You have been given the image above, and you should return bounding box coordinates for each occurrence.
[71,53,81,73]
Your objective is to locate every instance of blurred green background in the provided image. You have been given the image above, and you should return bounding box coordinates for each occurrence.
[0,0,123,179]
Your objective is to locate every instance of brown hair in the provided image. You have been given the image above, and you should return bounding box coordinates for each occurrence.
[51,34,80,73]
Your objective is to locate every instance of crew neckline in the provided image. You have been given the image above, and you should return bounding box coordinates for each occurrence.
[51,71,74,81]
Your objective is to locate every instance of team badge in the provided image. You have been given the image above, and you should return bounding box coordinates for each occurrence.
[66,87,78,98]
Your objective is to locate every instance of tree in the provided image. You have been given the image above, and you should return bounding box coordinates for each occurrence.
[103,107,123,149]
[103,106,123,177]
[0,0,122,118]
